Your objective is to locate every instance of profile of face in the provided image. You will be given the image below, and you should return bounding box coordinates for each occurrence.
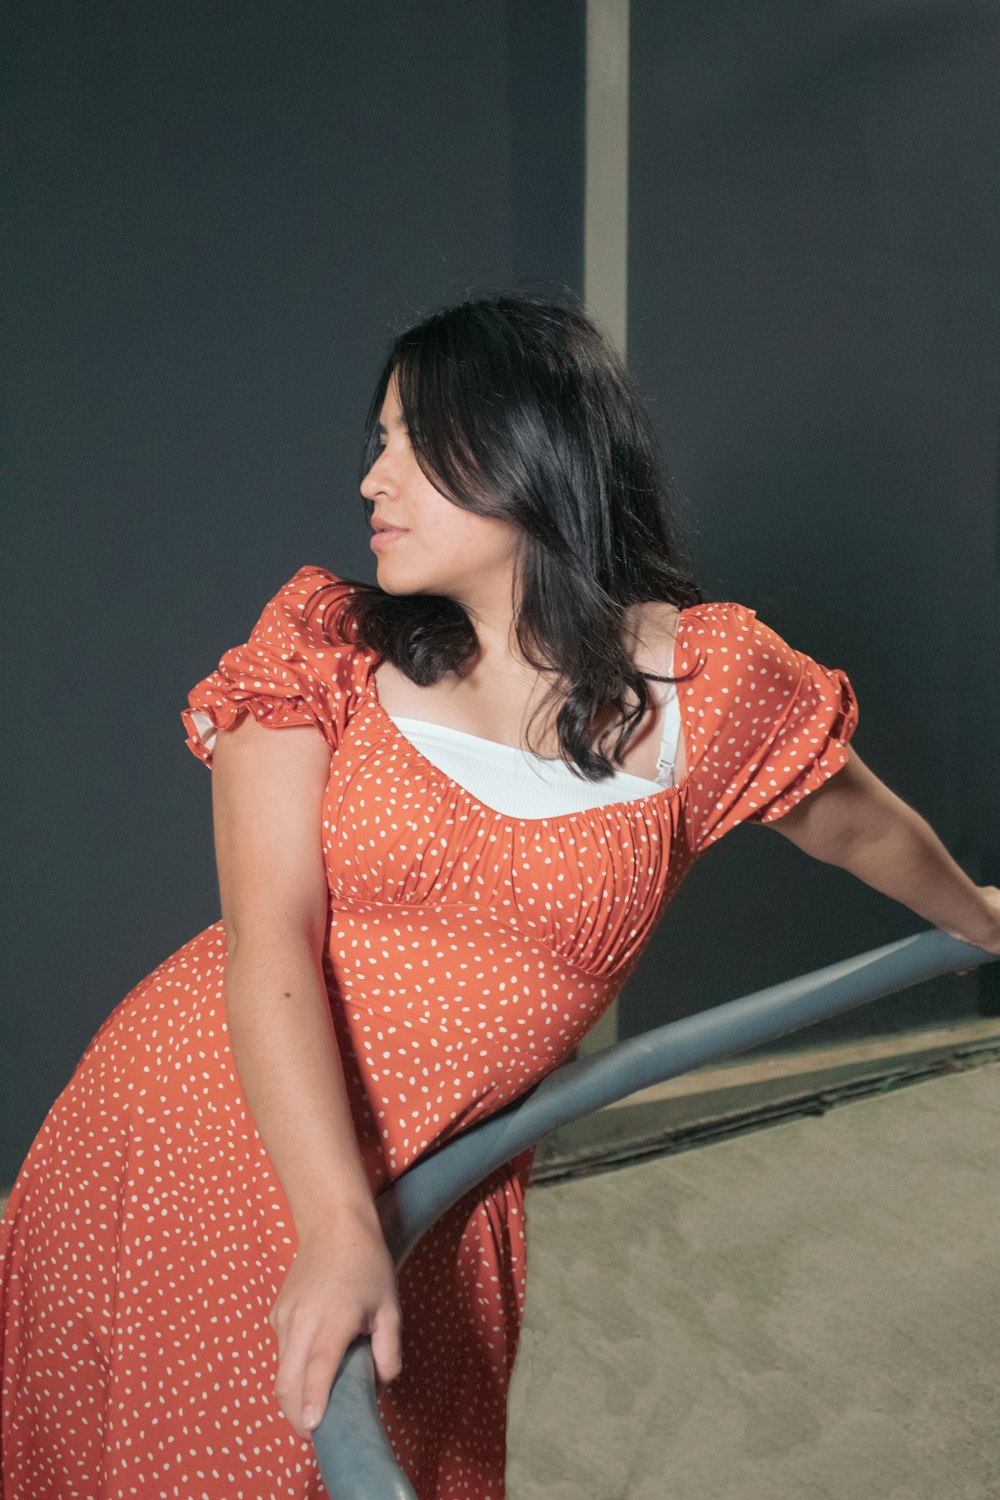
[360,372,522,613]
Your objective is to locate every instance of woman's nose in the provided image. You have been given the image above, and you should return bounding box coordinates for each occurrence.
[362,454,394,500]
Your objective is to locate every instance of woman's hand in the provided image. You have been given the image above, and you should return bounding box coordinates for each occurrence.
[268,1205,404,1442]
[940,884,1000,970]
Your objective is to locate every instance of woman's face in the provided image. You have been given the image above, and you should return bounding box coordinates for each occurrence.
[360,372,521,612]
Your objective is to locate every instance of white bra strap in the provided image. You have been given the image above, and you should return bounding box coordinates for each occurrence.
[655,683,681,784]
[654,630,681,785]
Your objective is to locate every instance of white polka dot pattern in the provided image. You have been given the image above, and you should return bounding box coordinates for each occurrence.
[675,601,860,852]
[0,565,859,1499]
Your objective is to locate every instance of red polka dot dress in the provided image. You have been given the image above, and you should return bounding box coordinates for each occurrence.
[0,564,859,1499]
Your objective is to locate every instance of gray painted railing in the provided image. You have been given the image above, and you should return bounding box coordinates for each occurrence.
[309,926,999,1498]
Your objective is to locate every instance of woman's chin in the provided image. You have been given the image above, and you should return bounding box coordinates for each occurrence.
[373,560,420,593]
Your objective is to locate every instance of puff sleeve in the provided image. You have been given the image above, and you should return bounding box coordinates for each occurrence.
[180,564,368,768]
[680,602,859,854]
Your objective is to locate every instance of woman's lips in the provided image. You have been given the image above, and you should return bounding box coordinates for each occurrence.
[370,528,408,550]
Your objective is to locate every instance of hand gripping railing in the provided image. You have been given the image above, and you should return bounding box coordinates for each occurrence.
[309,927,999,1499]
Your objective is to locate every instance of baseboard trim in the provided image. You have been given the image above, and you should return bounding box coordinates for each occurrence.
[531,1021,1000,1186]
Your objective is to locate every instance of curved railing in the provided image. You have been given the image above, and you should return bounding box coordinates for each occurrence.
[309,926,999,1499]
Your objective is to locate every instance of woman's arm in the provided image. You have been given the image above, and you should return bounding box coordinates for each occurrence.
[210,711,403,1440]
[769,747,1000,952]
[211,712,379,1236]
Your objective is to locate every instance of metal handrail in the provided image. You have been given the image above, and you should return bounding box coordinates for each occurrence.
[309,926,999,1498]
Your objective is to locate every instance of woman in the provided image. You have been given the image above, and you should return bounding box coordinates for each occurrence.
[2,292,998,1500]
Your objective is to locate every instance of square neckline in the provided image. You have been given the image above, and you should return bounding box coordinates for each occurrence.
[360,606,697,827]
[383,714,665,788]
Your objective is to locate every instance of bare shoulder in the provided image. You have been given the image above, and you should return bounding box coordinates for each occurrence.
[624,600,682,666]
[628,598,681,630]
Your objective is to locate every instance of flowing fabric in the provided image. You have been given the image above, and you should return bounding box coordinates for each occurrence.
[1,564,859,1499]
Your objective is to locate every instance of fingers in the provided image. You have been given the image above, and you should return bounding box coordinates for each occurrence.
[268,1293,404,1438]
[299,1342,347,1435]
[272,1315,353,1441]
[370,1306,404,1387]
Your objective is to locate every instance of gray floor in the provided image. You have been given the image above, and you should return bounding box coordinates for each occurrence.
[507,1063,1000,1500]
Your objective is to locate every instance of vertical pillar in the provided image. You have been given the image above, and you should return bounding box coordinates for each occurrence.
[579,0,630,1055]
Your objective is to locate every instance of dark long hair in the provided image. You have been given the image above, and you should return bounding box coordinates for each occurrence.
[306,288,707,782]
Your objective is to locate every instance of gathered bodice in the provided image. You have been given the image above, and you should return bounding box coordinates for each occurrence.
[181,562,859,1131]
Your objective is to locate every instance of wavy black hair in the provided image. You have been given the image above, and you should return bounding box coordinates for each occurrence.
[306,287,707,783]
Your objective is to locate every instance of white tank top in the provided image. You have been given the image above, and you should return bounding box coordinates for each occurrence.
[387,679,681,818]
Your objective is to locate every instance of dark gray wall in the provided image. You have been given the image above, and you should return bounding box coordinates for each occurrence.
[620,0,1000,1044]
[1,0,584,1182]
[4,0,997,1188]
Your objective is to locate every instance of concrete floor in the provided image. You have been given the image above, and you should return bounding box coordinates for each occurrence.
[506,1063,1000,1500]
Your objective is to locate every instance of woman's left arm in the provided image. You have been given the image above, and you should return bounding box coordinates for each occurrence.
[769,747,1000,955]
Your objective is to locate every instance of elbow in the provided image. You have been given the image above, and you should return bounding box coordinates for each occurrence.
[221,909,328,964]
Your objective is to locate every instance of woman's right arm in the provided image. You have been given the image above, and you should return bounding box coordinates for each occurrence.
[210,710,403,1439]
